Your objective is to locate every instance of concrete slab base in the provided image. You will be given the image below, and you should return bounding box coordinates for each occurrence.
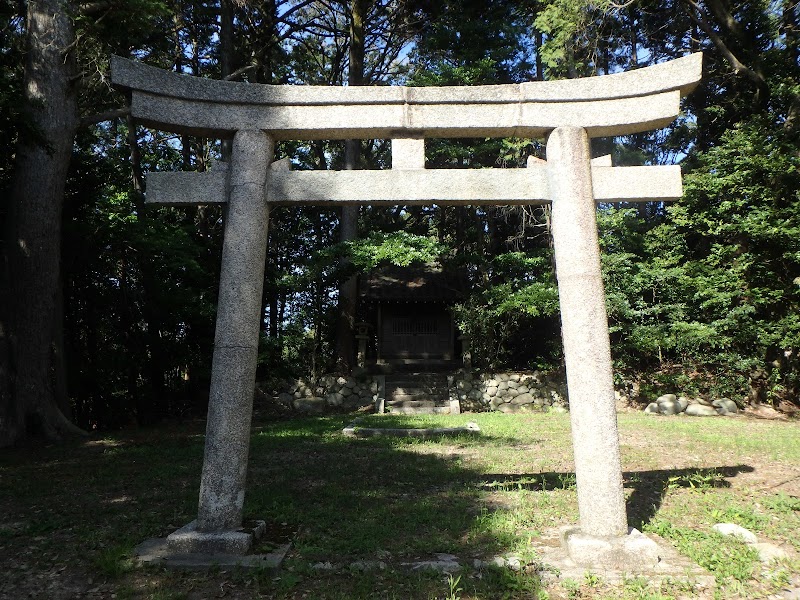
[135,537,290,570]
[531,527,715,589]
[166,519,265,554]
[135,519,292,570]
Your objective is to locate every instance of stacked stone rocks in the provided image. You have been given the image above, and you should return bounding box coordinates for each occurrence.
[273,371,571,414]
[454,371,569,413]
[276,375,379,414]
[644,394,739,417]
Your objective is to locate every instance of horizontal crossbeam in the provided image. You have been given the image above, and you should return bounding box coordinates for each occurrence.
[111,54,702,140]
[145,164,682,206]
[130,92,680,140]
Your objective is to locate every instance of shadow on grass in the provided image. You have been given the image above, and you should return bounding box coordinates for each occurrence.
[474,465,755,530]
[245,416,534,561]
[624,465,754,529]
[0,414,758,599]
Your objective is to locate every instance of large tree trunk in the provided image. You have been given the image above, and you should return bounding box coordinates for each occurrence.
[334,0,368,373]
[0,0,85,446]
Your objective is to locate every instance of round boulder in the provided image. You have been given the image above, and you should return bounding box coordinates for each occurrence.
[489,396,506,410]
[510,392,534,406]
[657,398,683,416]
[685,403,719,417]
[712,398,738,415]
[456,379,472,392]
[712,523,757,544]
[644,402,660,415]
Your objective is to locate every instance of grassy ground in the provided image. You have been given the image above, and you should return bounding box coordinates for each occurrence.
[0,410,798,599]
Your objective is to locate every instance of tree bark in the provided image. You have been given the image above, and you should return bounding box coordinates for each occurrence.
[0,0,85,446]
[334,0,368,373]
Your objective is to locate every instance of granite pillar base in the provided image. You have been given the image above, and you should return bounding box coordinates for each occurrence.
[561,526,662,570]
[166,519,266,555]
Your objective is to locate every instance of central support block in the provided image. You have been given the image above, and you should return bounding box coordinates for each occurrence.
[561,527,663,570]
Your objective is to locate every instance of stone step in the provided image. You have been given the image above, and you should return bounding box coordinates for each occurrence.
[388,406,453,415]
[382,371,457,414]
[387,385,447,395]
[389,393,449,404]
[370,360,459,374]
[386,399,437,408]
[385,400,452,415]
[386,375,449,385]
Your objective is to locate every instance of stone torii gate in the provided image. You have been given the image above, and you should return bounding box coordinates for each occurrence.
[112,54,702,568]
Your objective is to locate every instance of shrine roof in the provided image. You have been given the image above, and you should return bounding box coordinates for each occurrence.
[359,265,466,303]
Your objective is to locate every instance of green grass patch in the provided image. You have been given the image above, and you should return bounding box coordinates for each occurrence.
[1,412,798,598]
[645,519,759,583]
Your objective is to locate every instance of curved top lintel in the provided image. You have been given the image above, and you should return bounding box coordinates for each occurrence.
[111,53,702,108]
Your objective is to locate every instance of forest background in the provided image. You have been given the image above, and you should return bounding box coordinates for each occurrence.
[1,0,798,446]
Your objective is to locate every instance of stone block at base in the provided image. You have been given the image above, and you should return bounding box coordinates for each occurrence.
[167,520,265,555]
[135,537,290,571]
[531,526,714,591]
[135,519,291,571]
[561,526,661,570]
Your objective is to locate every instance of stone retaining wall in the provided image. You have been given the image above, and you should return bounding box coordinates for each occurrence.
[271,371,569,414]
[453,371,569,413]
[275,375,380,414]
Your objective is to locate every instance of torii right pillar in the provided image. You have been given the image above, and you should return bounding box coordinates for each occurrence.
[547,126,660,568]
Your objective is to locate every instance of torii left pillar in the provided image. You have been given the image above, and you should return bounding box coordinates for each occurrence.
[167,130,273,554]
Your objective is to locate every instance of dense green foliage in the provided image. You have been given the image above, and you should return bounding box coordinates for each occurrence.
[2,0,798,431]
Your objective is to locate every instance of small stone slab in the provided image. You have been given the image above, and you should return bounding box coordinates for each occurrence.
[135,537,290,571]
[167,520,262,554]
[752,542,790,563]
[401,553,460,573]
[474,555,523,571]
[712,523,758,544]
[136,519,292,570]
[530,526,715,588]
[342,421,480,438]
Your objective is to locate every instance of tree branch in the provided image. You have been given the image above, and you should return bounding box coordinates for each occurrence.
[79,107,129,127]
[222,63,260,81]
[683,0,768,102]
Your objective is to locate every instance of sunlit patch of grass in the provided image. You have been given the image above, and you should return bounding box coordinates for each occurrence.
[645,519,759,583]
[619,413,800,462]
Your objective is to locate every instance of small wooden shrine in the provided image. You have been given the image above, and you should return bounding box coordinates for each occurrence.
[358,265,465,366]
